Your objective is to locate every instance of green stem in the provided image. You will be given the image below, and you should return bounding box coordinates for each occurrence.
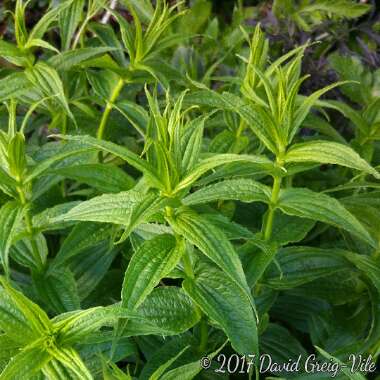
[198,318,208,353]
[263,175,282,241]
[17,185,43,272]
[97,78,125,141]
[72,15,91,49]
[182,250,194,279]
[236,119,245,138]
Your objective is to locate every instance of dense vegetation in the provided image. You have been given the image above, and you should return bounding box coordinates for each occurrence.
[0,0,379,379]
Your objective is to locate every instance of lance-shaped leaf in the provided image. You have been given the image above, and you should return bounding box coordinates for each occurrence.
[263,246,351,289]
[53,305,140,345]
[277,188,376,247]
[158,343,226,380]
[7,132,26,179]
[71,242,119,301]
[183,261,258,355]
[0,346,51,380]
[183,178,271,206]
[25,62,73,119]
[167,210,254,306]
[42,359,77,379]
[175,153,274,192]
[0,278,52,336]
[0,73,34,102]
[0,286,39,344]
[186,90,278,153]
[344,253,380,294]
[285,141,380,179]
[26,1,73,43]
[125,287,201,336]
[55,135,163,189]
[0,167,18,197]
[289,81,349,141]
[240,239,278,288]
[0,202,24,277]
[10,233,47,272]
[180,116,206,174]
[0,40,32,66]
[52,222,113,270]
[0,335,20,367]
[271,212,315,245]
[50,163,134,193]
[59,0,85,51]
[196,161,274,186]
[138,336,194,380]
[33,202,81,232]
[25,140,97,183]
[149,346,190,380]
[122,234,185,310]
[260,324,308,369]
[53,190,169,241]
[32,267,80,315]
[48,47,117,71]
[47,347,92,380]
[315,346,367,380]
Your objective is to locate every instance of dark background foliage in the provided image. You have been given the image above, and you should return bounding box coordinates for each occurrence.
[1,0,380,378]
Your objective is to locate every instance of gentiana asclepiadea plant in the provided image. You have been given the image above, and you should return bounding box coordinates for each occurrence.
[0,1,379,379]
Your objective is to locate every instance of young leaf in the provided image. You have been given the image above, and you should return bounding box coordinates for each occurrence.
[55,135,163,189]
[0,40,32,66]
[0,278,52,343]
[7,132,26,179]
[290,81,350,141]
[186,90,279,153]
[59,0,85,51]
[240,239,278,288]
[175,153,274,192]
[47,347,92,380]
[0,346,50,380]
[0,202,24,277]
[0,286,39,344]
[26,1,73,43]
[25,62,73,119]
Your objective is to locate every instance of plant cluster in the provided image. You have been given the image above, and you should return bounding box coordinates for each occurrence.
[0,0,379,379]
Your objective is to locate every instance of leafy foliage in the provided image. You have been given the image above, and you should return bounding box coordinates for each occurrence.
[0,0,379,379]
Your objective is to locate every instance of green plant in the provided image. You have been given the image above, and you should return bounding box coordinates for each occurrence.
[272,0,371,32]
[0,1,379,379]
